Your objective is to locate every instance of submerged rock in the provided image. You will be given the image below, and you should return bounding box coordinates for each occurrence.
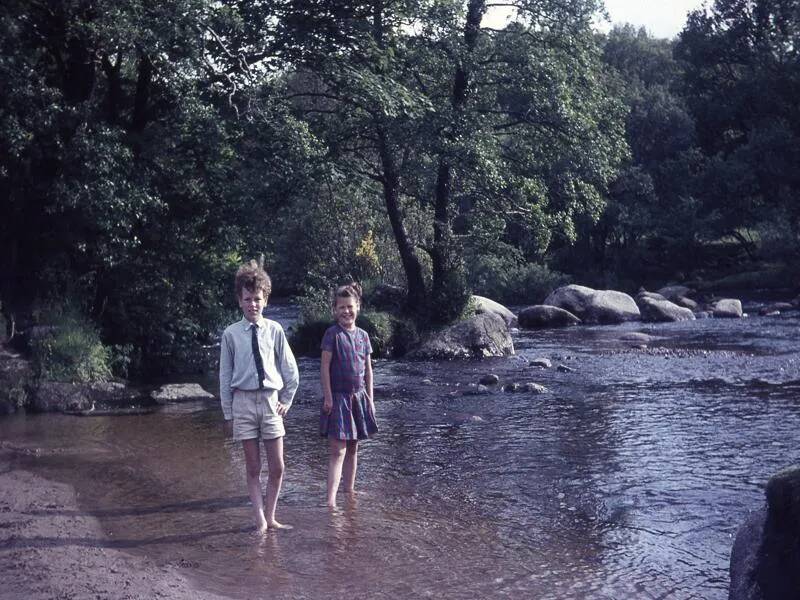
[529,358,552,369]
[730,465,800,600]
[479,374,500,386]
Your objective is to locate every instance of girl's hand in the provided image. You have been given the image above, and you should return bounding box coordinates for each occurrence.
[323,397,332,415]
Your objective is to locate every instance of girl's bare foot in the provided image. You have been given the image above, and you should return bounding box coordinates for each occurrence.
[267,520,293,530]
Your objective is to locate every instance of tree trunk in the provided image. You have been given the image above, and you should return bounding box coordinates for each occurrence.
[377,129,427,312]
[430,0,485,320]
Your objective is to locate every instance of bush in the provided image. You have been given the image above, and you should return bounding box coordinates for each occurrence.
[469,255,569,305]
[30,310,112,383]
[290,310,419,358]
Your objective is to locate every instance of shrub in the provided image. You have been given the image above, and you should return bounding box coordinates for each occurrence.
[469,255,569,305]
[30,310,112,383]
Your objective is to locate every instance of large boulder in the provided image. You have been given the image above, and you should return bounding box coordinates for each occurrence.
[543,285,640,324]
[410,312,514,359]
[730,466,800,600]
[657,285,694,301]
[636,294,696,323]
[713,298,743,318]
[518,305,581,328]
[471,295,517,327]
[151,383,215,404]
[32,381,145,413]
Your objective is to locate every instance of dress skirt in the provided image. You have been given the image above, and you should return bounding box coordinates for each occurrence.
[320,389,378,440]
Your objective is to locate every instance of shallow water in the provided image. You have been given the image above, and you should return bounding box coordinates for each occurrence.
[2,308,800,599]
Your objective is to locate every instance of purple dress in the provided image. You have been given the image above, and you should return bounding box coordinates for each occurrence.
[319,324,378,440]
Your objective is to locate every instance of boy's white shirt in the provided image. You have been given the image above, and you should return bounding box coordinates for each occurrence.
[218,317,299,420]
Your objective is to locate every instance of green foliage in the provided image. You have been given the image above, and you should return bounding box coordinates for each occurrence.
[469,254,569,305]
[357,311,419,358]
[30,309,112,384]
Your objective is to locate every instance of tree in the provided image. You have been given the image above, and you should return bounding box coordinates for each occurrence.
[675,0,800,252]
[279,0,627,324]
[0,0,319,373]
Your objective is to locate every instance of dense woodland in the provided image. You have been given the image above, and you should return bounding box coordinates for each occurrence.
[1,0,799,377]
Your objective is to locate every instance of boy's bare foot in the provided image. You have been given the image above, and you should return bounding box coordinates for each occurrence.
[267,520,293,530]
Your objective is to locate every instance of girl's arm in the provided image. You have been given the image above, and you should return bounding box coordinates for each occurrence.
[321,350,334,414]
[365,354,374,412]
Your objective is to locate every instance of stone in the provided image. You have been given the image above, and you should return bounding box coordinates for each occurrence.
[712,298,743,319]
[518,305,581,329]
[410,313,514,360]
[543,284,640,324]
[758,302,794,316]
[529,358,552,369]
[636,295,696,323]
[32,382,93,413]
[521,382,547,394]
[730,466,800,600]
[463,383,491,396]
[479,374,500,386]
[502,383,520,393]
[619,332,653,344]
[471,295,517,327]
[657,285,694,302]
[556,364,575,373]
[151,383,215,404]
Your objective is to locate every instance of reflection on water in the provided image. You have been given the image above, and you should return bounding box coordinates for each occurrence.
[2,312,800,599]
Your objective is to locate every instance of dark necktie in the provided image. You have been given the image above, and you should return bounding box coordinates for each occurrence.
[251,324,266,388]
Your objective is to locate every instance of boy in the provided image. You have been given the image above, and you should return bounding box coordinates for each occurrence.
[219,260,299,532]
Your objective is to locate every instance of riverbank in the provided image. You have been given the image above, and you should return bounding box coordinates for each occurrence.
[0,445,227,600]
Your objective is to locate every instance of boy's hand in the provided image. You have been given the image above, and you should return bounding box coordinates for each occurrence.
[276,402,289,417]
[223,420,233,437]
[323,397,332,415]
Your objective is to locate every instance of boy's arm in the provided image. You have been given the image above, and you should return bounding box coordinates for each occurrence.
[274,326,299,410]
[320,350,333,415]
[219,330,235,420]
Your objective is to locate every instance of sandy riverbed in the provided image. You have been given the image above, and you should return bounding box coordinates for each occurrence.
[0,446,228,600]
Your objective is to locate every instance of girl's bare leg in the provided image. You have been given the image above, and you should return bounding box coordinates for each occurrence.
[326,439,347,507]
[263,436,291,529]
[242,438,268,533]
[342,440,359,494]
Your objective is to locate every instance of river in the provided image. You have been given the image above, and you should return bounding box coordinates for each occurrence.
[2,305,799,599]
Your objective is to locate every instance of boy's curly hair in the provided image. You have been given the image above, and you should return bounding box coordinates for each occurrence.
[235,260,272,298]
[332,282,362,307]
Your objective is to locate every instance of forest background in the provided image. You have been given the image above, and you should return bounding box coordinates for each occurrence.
[1,0,799,380]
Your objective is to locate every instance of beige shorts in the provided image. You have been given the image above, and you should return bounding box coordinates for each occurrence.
[232,388,285,441]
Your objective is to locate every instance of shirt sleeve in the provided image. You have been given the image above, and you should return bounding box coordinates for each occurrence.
[219,330,234,420]
[363,330,373,355]
[275,325,299,407]
[320,326,336,353]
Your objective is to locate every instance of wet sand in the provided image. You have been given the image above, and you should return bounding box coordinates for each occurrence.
[0,447,226,600]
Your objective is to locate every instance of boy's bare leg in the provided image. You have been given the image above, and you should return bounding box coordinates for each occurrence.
[263,436,291,529]
[342,440,359,494]
[326,439,347,507]
[242,438,268,533]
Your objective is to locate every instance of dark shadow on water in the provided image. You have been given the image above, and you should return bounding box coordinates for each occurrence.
[0,525,253,551]
[23,495,251,518]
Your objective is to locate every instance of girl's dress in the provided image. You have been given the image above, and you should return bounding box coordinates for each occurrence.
[319,324,379,440]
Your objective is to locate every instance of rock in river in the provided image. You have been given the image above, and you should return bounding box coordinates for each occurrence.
[410,313,514,360]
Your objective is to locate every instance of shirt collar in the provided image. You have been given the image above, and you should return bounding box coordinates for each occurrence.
[241,317,265,330]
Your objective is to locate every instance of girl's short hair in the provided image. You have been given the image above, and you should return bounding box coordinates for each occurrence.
[235,260,272,298]
[332,282,362,306]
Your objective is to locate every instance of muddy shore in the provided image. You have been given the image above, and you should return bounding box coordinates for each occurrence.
[0,446,227,600]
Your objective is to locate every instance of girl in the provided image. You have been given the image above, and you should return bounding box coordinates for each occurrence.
[319,283,378,507]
